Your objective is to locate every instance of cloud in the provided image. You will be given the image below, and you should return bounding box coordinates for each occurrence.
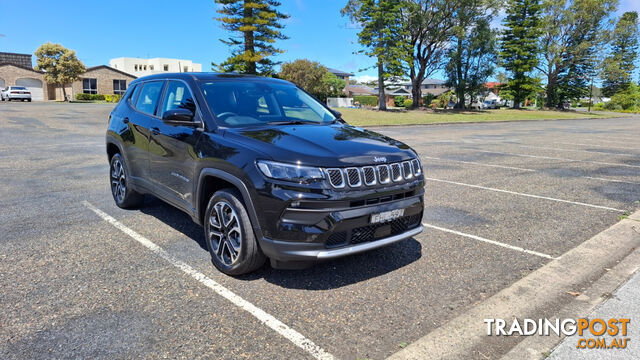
[352,75,378,83]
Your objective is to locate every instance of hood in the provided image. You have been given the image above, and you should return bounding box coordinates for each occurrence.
[225,123,416,167]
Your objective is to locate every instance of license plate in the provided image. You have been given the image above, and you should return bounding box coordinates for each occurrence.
[370,209,405,224]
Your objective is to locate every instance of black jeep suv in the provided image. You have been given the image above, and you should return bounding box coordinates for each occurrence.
[106,73,424,275]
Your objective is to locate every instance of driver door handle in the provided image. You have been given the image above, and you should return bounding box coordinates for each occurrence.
[151,127,160,135]
[122,117,129,124]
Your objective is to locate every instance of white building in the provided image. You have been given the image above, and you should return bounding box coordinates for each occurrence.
[109,57,202,76]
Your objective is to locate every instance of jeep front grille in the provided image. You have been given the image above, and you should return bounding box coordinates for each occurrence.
[326,168,345,188]
[362,166,376,185]
[325,160,421,188]
[345,168,362,187]
[390,163,402,182]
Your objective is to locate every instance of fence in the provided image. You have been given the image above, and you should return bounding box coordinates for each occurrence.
[326,97,354,108]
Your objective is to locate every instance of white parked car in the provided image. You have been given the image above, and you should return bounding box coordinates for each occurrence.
[482,99,500,109]
[1,86,32,102]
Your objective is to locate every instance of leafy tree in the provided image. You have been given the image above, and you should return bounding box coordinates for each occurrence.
[604,82,640,110]
[404,0,460,108]
[499,0,542,109]
[602,11,639,97]
[541,0,617,107]
[34,43,85,101]
[342,0,410,110]
[213,0,289,76]
[279,59,345,101]
[321,72,347,99]
[557,0,617,107]
[445,0,499,108]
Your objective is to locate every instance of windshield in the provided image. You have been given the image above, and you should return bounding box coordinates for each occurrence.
[201,81,336,127]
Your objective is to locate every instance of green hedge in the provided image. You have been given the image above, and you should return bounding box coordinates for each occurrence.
[422,94,436,107]
[353,95,378,107]
[75,93,122,102]
[404,99,413,108]
[394,96,406,107]
[76,93,105,101]
[104,94,122,103]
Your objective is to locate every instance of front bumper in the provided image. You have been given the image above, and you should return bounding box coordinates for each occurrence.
[259,195,424,261]
[261,225,423,261]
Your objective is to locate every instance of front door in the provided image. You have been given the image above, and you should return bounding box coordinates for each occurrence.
[148,80,202,210]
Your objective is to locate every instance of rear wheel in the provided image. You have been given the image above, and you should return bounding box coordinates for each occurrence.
[109,153,144,208]
[27,99,31,102]
[204,189,265,275]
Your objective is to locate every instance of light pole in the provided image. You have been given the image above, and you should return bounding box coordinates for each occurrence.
[588,77,594,112]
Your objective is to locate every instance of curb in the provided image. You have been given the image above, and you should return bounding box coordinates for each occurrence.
[502,246,640,359]
[387,209,640,360]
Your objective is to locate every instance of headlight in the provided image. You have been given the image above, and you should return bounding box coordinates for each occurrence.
[256,160,325,183]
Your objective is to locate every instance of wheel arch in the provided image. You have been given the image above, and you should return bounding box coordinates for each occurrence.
[196,168,263,240]
[106,141,121,161]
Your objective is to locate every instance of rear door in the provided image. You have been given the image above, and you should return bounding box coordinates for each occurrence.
[148,80,202,211]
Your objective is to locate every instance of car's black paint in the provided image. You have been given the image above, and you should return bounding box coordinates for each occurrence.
[106,73,424,265]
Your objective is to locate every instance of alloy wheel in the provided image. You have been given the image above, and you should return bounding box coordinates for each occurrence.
[208,201,242,265]
[110,159,126,203]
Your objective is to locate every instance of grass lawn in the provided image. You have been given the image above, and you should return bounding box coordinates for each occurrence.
[339,108,623,127]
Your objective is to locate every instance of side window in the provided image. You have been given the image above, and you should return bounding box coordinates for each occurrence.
[128,84,141,104]
[135,81,164,115]
[161,81,196,116]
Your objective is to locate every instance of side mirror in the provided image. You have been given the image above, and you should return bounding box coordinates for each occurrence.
[331,109,342,118]
[162,108,195,123]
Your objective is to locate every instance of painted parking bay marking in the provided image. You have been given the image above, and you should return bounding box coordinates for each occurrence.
[469,149,640,169]
[422,222,558,260]
[424,177,626,212]
[82,201,335,360]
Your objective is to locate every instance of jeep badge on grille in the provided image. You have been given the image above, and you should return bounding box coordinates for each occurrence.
[374,156,387,163]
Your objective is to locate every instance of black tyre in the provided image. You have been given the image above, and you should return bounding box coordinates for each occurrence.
[204,189,265,275]
[27,99,32,102]
[109,153,144,208]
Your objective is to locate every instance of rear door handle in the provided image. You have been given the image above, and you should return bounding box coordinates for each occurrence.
[123,117,129,124]
[151,127,160,135]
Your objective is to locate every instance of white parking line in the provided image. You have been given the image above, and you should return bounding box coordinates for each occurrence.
[421,155,536,172]
[82,201,335,360]
[421,155,640,185]
[422,222,558,260]
[424,177,625,212]
[556,142,640,151]
[515,144,638,157]
[471,149,640,169]
[0,141,102,151]
[582,176,640,185]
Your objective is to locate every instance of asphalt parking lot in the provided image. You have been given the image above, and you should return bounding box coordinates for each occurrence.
[1,102,639,360]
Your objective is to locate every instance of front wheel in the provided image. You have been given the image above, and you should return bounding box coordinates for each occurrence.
[204,189,265,275]
[109,153,144,208]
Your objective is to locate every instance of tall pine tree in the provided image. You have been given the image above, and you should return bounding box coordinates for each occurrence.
[445,0,498,108]
[555,0,616,107]
[342,0,410,111]
[602,11,639,97]
[499,0,542,108]
[214,0,289,76]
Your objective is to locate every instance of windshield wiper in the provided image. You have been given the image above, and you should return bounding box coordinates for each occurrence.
[266,120,319,125]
